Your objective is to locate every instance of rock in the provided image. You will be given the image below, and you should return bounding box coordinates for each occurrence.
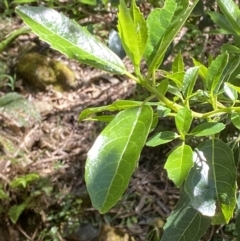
[16,52,77,91]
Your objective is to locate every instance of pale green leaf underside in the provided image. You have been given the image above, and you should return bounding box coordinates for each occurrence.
[185,139,236,224]
[16,6,126,74]
[85,106,153,213]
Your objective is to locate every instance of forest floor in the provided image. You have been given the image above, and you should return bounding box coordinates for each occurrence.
[0,2,235,241]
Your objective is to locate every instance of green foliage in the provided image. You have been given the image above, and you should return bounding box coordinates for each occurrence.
[15,0,240,240]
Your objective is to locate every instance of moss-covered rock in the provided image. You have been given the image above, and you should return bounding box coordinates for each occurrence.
[16,52,77,91]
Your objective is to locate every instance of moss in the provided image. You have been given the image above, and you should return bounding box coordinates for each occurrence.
[17,52,77,91]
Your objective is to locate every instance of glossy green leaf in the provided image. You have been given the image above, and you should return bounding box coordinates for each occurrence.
[207,52,229,94]
[220,55,240,92]
[165,71,185,87]
[79,100,143,120]
[130,0,148,62]
[231,112,240,130]
[156,105,171,117]
[217,0,240,35]
[117,0,147,66]
[192,58,208,86]
[222,44,240,53]
[190,122,225,137]
[16,6,126,74]
[165,144,193,187]
[224,83,238,102]
[172,51,184,73]
[157,79,168,96]
[182,67,199,98]
[148,0,199,72]
[226,82,240,94]
[146,131,178,147]
[185,139,237,224]
[144,0,176,66]
[208,11,236,34]
[175,107,193,139]
[85,106,153,213]
[162,189,211,241]
[236,194,240,241]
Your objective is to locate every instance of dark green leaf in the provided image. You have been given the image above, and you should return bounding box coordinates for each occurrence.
[217,0,240,35]
[8,201,29,224]
[190,122,225,136]
[165,144,193,187]
[236,194,240,241]
[162,188,211,241]
[146,131,178,147]
[185,139,237,224]
[208,11,236,34]
[231,112,240,130]
[85,106,153,213]
[222,44,240,53]
[16,6,126,74]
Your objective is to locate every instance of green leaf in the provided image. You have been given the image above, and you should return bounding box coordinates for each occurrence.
[85,105,153,213]
[192,58,208,86]
[182,67,199,98]
[157,79,168,96]
[185,139,237,224]
[222,43,240,53]
[16,6,126,74]
[156,105,171,117]
[226,82,240,94]
[236,194,240,241]
[10,173,40,188]
[165,71,185,87]
[162,189,211,241]
[190,122,226,136]
[130,0,148,62]
[117,0,147,66]
[144,0,176,66]
[208,11,236,35]
[231,112,240,130]
[207,52,229,94]
[148,0,200,72]
[217,0,240,35]
[172,51,184,73]
[0,93,40,128]
[175,107,193,139]
[8,200,30,224]
[224,83,238,103]
[79,100,143,120]
[165,144,193,187]
[0,189,9,200]
[146,131,178,147]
